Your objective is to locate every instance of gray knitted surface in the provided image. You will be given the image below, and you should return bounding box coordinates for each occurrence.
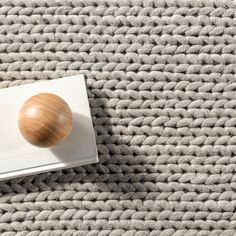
[0,0,236,235]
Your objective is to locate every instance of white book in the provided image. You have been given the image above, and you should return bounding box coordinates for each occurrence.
[0,75,98,180]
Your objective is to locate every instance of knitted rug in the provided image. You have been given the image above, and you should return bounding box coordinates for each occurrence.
[0,0,236,235]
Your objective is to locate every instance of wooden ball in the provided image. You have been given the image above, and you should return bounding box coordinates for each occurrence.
[18,93,73,148]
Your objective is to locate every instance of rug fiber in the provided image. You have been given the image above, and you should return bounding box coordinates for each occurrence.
[0,0,236,235]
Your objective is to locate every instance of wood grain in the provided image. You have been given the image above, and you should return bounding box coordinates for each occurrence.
[18,93,73,148]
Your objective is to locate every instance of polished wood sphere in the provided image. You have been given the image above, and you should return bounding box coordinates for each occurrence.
[18,93,73,148]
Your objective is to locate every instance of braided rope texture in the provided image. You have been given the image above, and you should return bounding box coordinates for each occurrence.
[0,0,236,235]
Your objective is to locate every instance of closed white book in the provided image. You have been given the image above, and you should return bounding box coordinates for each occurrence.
[0,75,98,180]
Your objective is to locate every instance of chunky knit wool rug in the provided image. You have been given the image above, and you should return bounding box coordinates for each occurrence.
[0,0,236,235]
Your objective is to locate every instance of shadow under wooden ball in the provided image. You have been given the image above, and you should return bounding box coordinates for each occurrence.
[18,93,73,148]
